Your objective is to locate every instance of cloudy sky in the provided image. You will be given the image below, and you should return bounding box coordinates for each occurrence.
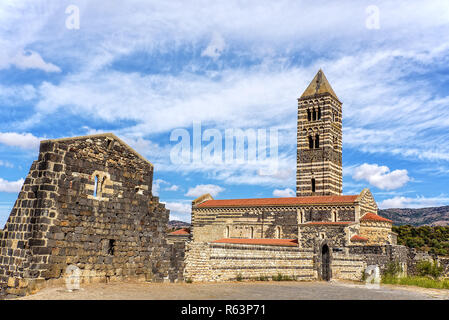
[1,0,449,225]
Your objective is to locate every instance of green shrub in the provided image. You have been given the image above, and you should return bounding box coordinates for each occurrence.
[185,278,193,283]
[383,261,403,277]
[236,273,243,282]
[258,275,268,281]
[416,260,443,279]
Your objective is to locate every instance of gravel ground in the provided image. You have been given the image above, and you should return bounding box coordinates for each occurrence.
[15,280,449,300]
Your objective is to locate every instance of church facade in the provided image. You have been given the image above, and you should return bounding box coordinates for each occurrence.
[184,70,406,282]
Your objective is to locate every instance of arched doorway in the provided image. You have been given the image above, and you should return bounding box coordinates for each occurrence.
[321,244,331,281]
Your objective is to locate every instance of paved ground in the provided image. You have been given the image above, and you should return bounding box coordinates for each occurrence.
[16,280,449,300]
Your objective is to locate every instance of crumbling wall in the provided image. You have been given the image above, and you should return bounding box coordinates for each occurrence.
[0,134,182,297]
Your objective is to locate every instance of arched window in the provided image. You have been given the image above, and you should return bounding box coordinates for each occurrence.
[333,212,338,222]
[250,227,254,239]
[312,109,317,121]
[275,226,281,239]
[101,176,107,193]
[309,136,314,149]
[315,134,320,148]
[225,226,230,238]
[307,109,311,121]
[311,178,316,193]
[93,175,99,197]
[318,107,321,120]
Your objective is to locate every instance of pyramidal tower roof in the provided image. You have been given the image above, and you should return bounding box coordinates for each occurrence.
[300,69,339,101]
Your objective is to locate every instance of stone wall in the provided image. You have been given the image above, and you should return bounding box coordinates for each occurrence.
[331,252,366,281]
[0,134,182,297]
[184,242,316,282]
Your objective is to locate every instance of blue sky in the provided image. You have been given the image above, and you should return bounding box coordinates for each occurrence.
[1,0,449,225]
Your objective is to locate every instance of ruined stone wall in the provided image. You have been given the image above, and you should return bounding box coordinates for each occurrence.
[0,134,180,297]
[184,242,316,282]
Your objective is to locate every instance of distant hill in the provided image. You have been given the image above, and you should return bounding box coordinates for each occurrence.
[168,220,191,230]
[379,206,449,226]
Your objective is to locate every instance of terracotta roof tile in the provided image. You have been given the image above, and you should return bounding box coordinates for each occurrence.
[360,212,392,223]
[197,195,358,208]
[211,238,298,247]
[169,228,190,235]
[351,235,369,242]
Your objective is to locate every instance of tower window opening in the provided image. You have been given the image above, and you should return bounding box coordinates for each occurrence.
[318,107,321,120]
[309,136,314,149]
[307,109,311,121]
[93,175,99,197]
[107,239,115,256]
[226,226,230,238]
[250,227,254,239]
[315,134,320,148]
[312,178,316,193]
[312,109,317,121]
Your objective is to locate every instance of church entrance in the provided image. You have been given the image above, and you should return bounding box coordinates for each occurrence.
[321,244,331,281]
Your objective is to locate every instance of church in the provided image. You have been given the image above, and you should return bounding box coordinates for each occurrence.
[184,70,403,282]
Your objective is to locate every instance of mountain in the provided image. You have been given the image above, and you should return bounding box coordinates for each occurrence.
[379,206,449,226]
[168,220,191,230]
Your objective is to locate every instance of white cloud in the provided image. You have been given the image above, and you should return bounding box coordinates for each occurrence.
[152,179,179,196]
[185,184,224,198]
[164,201,191,222]
[0,160,14,168]
[165,185,179,191]
[273,188,295,197]
[0,178,24,193]
[201,32,226,59]
[0,132,41,150]
[352,163,410,190]
[11,50,60,73]
[379,195,449,209]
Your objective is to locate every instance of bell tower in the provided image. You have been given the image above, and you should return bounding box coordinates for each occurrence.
[296,69,342,196]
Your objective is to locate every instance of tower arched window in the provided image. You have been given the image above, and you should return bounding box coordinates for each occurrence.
[312,108,317,121]
[93,175,99,197]
[309,136,314,149]
[307,109,311,121]
[333,211,338,222]
[250,227,254,239]
[315,134,320,148]
[318,107,321,120]
[225,226,230,238]
[311,178,316,193]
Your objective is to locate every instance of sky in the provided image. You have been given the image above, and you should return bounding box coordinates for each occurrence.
[1,0,449,225]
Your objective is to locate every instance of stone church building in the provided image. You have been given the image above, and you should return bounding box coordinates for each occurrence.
[184,70,406,282]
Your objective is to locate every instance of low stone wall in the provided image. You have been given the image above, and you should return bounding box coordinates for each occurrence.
[331,252,366,281]
[184,242,316,282]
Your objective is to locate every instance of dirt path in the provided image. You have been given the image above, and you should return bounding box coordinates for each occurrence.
[16,280,449,300]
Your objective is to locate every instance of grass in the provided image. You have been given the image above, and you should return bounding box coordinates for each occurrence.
[382,275,449,290]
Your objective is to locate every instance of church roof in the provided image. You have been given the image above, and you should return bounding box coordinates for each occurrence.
[299,69,340,102]
[168,228,190,235]
[211,238,298,247]
[360,212,392,223]
[351,235,369,242]
[196,195,359,208]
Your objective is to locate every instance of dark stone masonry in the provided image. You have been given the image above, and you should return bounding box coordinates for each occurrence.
[0,133,183,297]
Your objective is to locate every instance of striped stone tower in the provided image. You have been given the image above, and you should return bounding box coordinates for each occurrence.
[296,69,343,196]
